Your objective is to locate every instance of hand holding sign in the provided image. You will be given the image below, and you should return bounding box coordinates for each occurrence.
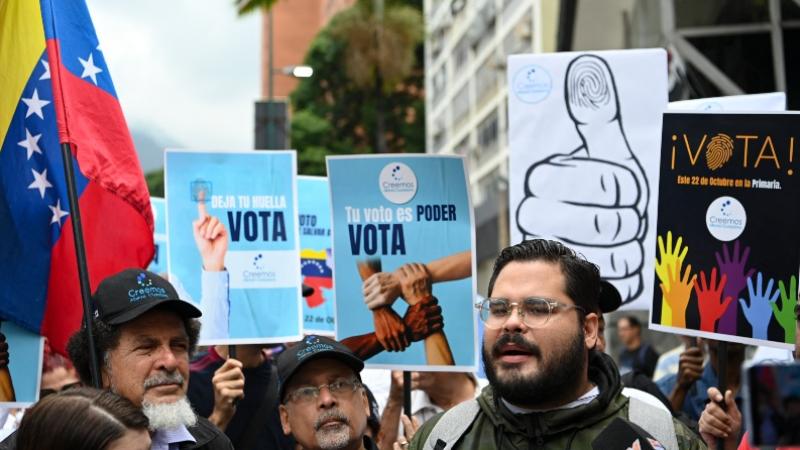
[192,197,229,272]
[516,55,649,303]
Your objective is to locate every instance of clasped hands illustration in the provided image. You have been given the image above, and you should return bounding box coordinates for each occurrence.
[656,231,797,343]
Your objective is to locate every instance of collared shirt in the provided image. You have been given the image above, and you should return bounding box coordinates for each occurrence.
[502,385,600,414]
[150,425,196,450]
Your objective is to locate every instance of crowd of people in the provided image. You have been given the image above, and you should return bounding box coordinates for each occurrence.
[0,238,797,449]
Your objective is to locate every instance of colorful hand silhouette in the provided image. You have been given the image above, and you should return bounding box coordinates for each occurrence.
[739,272,779,340]
[655,231,689,325]
[772,276,797,344]
[660,263,695,328]
[694,268,732,332]
[715,241,755,334]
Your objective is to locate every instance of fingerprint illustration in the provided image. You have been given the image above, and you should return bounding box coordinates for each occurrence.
[566,57,612,111]
[706,133,733,171]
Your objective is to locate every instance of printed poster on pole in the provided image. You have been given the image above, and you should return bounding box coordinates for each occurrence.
[327,155,477,371]
[165,150,302,344]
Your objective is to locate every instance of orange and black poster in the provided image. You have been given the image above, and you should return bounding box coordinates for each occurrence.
[651,112,799,348]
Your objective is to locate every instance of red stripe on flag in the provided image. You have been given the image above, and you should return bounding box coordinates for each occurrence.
[45,39,153,231]
[41,180,153,355]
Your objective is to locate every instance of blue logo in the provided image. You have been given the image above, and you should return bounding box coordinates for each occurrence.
[128,272,168,303]
[305,335,319,345]
[253,253,265,270]
[513,65,552,104]
[136,272,152,287]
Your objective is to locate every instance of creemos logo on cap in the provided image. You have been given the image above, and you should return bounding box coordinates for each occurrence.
[128,272,169,303]
[706,196,747,241]
[379,162,417,204]
[296,335,334,361]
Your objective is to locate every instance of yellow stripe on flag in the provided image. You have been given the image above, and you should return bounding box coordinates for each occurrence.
[0,0,46,152]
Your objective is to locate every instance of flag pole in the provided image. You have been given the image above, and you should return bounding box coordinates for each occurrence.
[60,142,101,388]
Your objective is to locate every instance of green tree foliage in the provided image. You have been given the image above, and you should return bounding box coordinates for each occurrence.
[145,169,164,198]
[290,0,425,175]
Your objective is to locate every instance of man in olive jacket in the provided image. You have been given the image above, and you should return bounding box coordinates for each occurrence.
[409,240,705,450]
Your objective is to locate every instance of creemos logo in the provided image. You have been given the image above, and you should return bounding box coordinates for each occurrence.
[512,65,552,104]
[706,196,746,241]
[297,335,334,360]
[128,272,168,303]
[379,162,417,204]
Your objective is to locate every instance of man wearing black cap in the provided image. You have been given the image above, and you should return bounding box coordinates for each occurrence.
[278,335,376,450]
[63,268,233,450]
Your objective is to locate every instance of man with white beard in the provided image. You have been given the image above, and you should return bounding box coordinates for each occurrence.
[64,269,233,450]
[278,335,375,450]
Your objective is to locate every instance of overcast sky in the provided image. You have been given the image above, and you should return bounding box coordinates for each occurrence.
[86,0,261,167]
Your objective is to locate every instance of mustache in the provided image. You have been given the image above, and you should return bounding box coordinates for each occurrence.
[143,372,185,389]
[314,409,349,431]
[491,333,542,359]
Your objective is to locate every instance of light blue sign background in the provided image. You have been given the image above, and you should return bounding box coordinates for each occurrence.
[2,321,42,405]
[328,155,476,369]
[148,197,167,274]
[165,150,301,343]
[298,177,335,335]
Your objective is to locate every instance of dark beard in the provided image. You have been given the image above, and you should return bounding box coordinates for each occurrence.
[482,329,586,408]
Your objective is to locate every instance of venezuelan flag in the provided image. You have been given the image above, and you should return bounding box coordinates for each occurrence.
[0,0,154,354]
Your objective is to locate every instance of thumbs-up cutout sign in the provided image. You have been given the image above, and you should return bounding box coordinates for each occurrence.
[516,54,649,303]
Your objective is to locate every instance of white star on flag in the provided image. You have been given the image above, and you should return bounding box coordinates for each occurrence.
[28,168,53,199]
[78,53,103,85]
[40,60,50,80]
[21,89,50,119]
[49,199,69,226]
[17,128,43,160]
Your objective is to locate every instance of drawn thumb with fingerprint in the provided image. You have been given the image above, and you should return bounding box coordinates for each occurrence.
[516,54,649,303]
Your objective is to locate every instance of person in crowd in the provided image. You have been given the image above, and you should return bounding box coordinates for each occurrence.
[617,315,661,379]
[16,387,150,450]
[698,302,800,450]
[657,339,746,423]
[378,370,479,450]
[654,335,700,382]
[0,268,237,450]
[278,335,375,450]
[407,239,705,449]
[40,339,81,398]
[188,344,294,450]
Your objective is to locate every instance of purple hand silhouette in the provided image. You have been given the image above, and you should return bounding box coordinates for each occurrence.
[715,241,754,334]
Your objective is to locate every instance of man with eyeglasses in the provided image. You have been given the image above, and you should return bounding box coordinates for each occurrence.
[408,239,705,449]
[278,335,375,450]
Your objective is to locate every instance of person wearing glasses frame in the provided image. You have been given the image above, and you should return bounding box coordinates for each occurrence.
[278,335,376,450]
[408,239,705,450]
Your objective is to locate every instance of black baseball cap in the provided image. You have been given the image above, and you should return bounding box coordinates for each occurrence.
[277,335,364,401]
[598,280,622,313]
[92,269,201,325]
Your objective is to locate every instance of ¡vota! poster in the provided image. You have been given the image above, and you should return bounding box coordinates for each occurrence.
[298,176,335,335]
[508,49,667,310]
[651,113,800,348]
[327,155,477,371]
[165,150,302,344]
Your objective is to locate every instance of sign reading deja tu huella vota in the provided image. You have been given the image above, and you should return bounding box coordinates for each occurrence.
[650,113,800,349]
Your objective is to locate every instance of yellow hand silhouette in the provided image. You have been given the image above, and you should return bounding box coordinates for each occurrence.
[655,232,688,325]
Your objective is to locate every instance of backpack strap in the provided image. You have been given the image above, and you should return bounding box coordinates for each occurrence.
[423,399,481,450]
[627,395,679,450]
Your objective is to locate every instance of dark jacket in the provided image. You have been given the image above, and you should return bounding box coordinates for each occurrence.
[409,352,706,450]
[0,416,232,450]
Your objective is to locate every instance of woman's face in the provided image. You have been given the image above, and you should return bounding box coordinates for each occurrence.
[106,428,151,450]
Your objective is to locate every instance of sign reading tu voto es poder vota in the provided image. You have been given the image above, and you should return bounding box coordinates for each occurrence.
[165,150,302,345]
[651,113,800,349]
[327,155,477,371]
[298,176,335,335]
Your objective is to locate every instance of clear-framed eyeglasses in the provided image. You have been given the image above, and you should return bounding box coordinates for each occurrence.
[284,377,362,405]
[475,297,586,329]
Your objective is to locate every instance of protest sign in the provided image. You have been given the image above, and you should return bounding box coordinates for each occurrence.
[669,92,785,112]
[328,155,477,370]
[508,49,667,310]
[165,150,302,344]
[0,321,43,407]
[298,176,335,336]
[148,197,167,274]
[650,112,800,349]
